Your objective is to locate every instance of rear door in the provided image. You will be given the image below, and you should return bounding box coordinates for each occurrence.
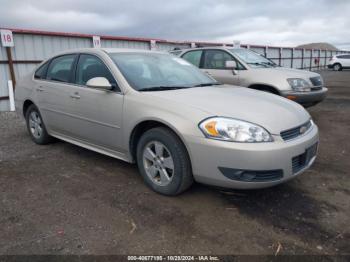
[69,53,124,152]
[201,49,240,85]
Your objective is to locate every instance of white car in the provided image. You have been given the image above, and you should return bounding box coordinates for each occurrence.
[328,54,350,71]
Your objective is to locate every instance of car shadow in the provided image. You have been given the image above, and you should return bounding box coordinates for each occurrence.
[217,182,339,244]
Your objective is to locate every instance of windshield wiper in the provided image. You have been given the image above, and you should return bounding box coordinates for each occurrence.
[193,82,222,87]
[261,61,277,67]
[138,86,190,92]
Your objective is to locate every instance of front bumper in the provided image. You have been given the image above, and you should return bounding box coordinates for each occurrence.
[185,124,319,189]
[281,87,328,107]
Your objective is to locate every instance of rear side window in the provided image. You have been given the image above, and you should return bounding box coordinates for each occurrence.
[75,54,117,88]
[337,55,349,59]
[46,55,76,83]
[34,61,49,79]
[182,50,203,67]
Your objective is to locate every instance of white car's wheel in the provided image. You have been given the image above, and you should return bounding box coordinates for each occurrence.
[333,63,342,71]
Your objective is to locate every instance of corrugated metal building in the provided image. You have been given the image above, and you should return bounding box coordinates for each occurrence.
[0,28,348,111]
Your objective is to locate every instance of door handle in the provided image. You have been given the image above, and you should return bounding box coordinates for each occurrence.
[70,92,81,99]
[36,86,45,92]
[205,71,212,76]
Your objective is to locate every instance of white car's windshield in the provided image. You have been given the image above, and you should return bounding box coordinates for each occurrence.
[109,52,219,91]
[229,48,277,68]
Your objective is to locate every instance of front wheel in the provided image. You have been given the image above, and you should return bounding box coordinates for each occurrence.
[136,127,193,196]
[25,104,53,145]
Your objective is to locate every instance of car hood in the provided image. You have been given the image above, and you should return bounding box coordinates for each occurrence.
[147,85,310,134]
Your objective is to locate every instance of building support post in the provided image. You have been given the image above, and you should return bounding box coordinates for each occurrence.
[301,49,305,69]
[279,48,282,66]
[310,49,313,71]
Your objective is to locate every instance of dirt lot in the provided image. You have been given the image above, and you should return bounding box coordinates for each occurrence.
[0,70,349,255]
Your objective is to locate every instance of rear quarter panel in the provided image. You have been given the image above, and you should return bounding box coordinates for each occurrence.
[14,72,36,116]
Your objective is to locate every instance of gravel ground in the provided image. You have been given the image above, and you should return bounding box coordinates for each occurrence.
[0,70,349,255]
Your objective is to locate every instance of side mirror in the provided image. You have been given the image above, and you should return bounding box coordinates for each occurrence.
[225,60,237,69]
[86,77,112,90]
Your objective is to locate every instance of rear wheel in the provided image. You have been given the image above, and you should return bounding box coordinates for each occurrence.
[333,63,342,71]
[25,104,53,145]
[136,127,193,195]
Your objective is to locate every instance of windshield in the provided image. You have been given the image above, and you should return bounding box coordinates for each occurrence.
[228,48,277,68]
[109,52,218,91]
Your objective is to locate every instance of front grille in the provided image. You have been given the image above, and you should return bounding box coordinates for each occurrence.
[292,143,318,174]
[310,76,323,87]
[218,167,283,182]
[280,121,312,141]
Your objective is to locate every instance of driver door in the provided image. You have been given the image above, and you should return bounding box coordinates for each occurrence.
[70,54,124,152]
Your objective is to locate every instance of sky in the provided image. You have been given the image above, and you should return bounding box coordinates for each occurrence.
[0,0,349,50]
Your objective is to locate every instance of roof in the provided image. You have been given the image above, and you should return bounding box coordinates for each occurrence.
[102,48,165,54]
[172,46,244,53]
[45,48,167,57]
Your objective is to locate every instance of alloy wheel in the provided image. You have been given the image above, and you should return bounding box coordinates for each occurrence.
[142,141,175,186]
[29,111,43,139]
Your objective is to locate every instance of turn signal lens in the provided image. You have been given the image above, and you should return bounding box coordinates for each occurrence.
[204,120,219,136]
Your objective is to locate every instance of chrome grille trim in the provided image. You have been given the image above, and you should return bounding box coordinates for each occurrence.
[280,120,312,141]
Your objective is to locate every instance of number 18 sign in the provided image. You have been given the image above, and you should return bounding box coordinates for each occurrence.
[1,29,14,47]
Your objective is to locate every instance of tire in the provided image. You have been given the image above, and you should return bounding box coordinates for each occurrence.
[25,104,53,145]
[136,127,193,196]
[333,63,342,71]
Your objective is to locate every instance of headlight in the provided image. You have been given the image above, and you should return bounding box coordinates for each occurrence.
[199,117,273,142]
[287,78,311,92]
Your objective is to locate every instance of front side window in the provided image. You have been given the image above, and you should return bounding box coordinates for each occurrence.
[182,50,203,67]
[46,55,76,83]
[75,54,116,87]
[109,52,217,91]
